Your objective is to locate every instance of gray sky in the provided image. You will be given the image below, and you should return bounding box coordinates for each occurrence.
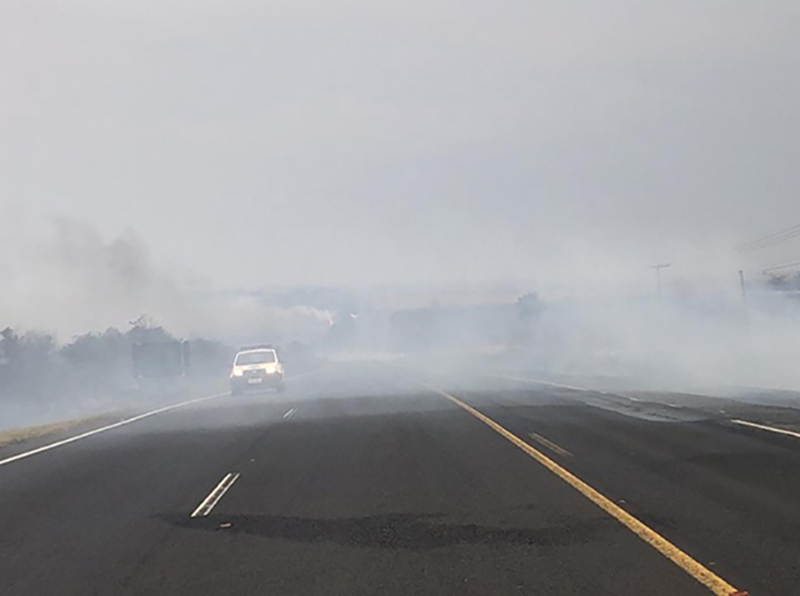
[3,0,800,292]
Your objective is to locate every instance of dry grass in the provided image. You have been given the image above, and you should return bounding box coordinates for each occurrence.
[0,417,101,448]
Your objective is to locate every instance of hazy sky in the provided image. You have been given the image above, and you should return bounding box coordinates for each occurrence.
[3,0,800,291]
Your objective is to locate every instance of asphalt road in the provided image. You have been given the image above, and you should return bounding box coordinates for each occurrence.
[1,363,799,595]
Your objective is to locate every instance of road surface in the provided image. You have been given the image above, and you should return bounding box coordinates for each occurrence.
[1,362,799,595]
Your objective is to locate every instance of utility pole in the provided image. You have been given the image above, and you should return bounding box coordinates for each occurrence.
[651,263,671,299]
[739,269,747,302]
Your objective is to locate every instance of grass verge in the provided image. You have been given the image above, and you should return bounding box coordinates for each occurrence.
[0,417,103,449]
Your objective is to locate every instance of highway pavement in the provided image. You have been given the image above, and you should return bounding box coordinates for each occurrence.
[1,362,799,595]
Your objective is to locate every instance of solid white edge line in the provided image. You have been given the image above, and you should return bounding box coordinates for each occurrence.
[730,418,800,440]
[0,392,228,468]
[190,472,241,518]
[490,374,594,393]
[0,369,331,469]
[488,373,640,402]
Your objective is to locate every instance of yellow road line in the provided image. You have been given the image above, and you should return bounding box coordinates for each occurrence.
[424,383,747,596]
[529,433,573,457]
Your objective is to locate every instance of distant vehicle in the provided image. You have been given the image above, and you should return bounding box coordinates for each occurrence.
[229,346,285,395]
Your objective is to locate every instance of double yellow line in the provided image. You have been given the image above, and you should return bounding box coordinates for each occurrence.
[424,384,748,596]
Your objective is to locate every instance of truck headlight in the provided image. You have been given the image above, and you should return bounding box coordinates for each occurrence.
[265,365,277,374]
[232,369,244,377]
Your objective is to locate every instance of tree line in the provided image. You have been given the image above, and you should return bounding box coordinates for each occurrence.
[0,324,232,406]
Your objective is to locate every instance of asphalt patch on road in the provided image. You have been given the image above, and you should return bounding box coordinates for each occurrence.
[162,512,613,551]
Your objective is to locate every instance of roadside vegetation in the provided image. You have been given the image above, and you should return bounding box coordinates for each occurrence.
[0,322,232,422]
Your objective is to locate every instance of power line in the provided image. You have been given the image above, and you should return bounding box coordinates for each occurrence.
[739,229,800,252]
[736,222,800,253]
[735,224,800,252]
[762,258,800,274]
[737,222,800,249]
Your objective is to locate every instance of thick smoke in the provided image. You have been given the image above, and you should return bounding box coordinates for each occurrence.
[0,217,333,344]
[2,0,800,431]
[0,217,341,430]
[498,287,800,392]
